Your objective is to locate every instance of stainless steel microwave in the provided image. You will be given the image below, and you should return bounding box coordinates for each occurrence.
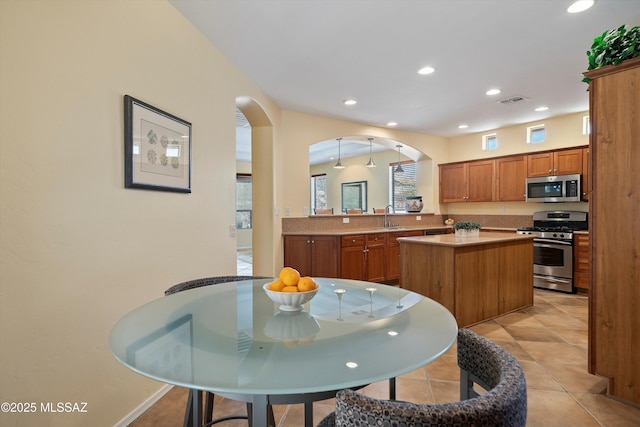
[525,174,581,202]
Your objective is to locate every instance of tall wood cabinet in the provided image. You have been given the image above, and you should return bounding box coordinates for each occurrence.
[585,57,640,406]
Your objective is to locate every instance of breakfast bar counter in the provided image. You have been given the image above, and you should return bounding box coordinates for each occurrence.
[399,232,534,327]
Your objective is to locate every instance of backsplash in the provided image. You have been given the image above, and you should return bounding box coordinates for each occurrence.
[282,214,533,233]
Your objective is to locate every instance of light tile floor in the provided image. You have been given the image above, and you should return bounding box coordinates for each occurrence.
[237,249,253,275]
[130,259,640,426]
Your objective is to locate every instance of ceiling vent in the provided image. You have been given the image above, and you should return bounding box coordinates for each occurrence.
[498,95,529,105]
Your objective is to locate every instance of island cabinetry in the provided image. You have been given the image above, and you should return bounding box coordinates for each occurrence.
[526,148,583,177]
[400,233,533,327]
[283,235,339,278]
[387,230,425,282]
[439,160,494,203]
[573,233,589,292]
[495,155,526,201]
[341,233,387,282]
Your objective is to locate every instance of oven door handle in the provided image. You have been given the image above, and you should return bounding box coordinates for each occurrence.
[533,238,572,246]
[534,275,572,284]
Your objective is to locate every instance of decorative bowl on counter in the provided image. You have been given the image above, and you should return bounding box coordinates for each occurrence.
[444,218,455,225]
[405,196,423,212]
[263,283,320,311]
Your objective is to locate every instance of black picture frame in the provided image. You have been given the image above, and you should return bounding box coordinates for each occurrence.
[124,95,192,193]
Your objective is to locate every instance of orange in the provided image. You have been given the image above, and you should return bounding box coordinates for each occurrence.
[282,286,299,293]
[279,267,300,286]
[269,279,286,291]
[297,276,317,292]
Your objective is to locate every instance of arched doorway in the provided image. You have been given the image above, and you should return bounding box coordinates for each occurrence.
[236,97,275,276]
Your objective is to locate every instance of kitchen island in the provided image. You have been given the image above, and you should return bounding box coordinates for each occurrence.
[399,232,535,327]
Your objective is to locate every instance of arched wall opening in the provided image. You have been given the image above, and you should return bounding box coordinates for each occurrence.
[309,135,434,214]
[236,96,275,276]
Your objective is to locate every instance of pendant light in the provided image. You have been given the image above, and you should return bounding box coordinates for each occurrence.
[365,137,376,168]
[395,145,404,173]
[334,137,345,169]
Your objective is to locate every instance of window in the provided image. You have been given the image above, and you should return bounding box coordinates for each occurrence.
[341,181,367,213]
[389,161,417,212]
[582,115,591,135]
[482,133,498,150]
[236,174,252,229]
[311,174,327,211]
[527,125,546,143]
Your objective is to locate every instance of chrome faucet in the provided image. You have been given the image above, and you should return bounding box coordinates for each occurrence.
[384,204,394,228]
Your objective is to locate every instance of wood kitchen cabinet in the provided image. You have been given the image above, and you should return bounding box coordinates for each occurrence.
[340,233,387,282]
[573,233,589,293]
[495,155,526,201]
[584,57,640,405]
[386,230,425,282]
[439,159,494,203]
[400,233,533,327]
[582,147,590,201]
[526,148,583,177]
[283,235,339,278]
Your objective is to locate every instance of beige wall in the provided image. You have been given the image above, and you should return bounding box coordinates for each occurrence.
[0,1,279,425]
[446,112,589,161]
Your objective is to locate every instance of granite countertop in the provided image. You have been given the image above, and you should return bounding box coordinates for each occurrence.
[398,231,535,247]
[282,225,451,236]
[574,230,589,235]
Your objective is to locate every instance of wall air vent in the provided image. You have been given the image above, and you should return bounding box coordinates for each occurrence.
[498,96,529,105]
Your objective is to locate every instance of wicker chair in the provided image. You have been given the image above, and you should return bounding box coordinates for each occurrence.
[165,276,274,426]
[317,328,527,427]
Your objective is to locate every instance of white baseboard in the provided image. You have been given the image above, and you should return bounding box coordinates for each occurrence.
[114,384,174,427]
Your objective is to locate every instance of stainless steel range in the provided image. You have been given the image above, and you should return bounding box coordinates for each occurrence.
[517,211,588,293]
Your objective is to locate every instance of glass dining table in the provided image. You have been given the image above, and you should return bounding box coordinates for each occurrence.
[109,277,458,427]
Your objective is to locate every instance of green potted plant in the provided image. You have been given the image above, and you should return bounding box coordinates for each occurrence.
[453,221,481,238]
[583,24,640,84]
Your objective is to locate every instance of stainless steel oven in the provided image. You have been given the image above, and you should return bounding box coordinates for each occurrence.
[532,238,573,292]
[517,211,588,293]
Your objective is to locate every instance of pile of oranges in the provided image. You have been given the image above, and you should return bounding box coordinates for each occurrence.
[269,267,318,293]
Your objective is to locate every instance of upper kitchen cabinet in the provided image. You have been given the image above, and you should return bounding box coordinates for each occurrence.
[526,148,583,177]
[495,155,526,201]
[439,160,494,203]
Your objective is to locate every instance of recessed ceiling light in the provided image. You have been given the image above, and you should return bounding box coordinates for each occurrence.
[343,99,357,106]
[387,122,398,127]
[458,124,469,129]
[486,89,501,96]
[417,66,435,75]
[535,106,549,112]
[567,0,595,13]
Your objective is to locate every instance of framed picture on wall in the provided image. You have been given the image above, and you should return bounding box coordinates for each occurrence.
[124,95,192,193]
